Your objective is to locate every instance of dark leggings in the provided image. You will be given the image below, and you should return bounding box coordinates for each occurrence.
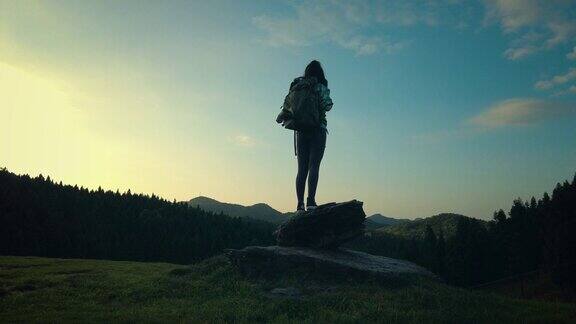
[296,128,327,205]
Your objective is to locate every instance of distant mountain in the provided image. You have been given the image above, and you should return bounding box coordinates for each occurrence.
[189,197,475,234]
[366,214,410,228]
[364,219,384,229]
[377,213,487,239]
[188,196,287,224]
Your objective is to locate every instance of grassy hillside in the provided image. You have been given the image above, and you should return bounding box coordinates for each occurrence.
[1,256,574,323]
[378,213,486,239]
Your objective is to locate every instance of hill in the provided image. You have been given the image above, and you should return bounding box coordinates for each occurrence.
[377,213,487,239]
[188,197,411,227]
[365,213,410,229]
[188,196,288,224]
[1,255,574,322]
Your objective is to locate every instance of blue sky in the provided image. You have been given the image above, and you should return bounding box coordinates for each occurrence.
[1,0,576,219]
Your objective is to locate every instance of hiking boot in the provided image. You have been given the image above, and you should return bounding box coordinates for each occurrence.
[296,202,305,214]
[306,198,318,211]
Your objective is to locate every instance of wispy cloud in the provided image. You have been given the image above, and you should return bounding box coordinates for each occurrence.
[567,46,576,60]
[468,98,576,128]
[483,0,576,60]
[252,2,400,56]
[534,67,576,94]
[374,1,441,27]
[484,0,540,32]
[253,0,465,56]
[502,31,541,60]
[504,46,538,60]
[231,134,256,148]
[254,1,576,59]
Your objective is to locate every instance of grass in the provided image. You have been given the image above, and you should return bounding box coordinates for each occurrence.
[0,255,575,323]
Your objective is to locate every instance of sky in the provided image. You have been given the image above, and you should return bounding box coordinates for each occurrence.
[1,0,576,220]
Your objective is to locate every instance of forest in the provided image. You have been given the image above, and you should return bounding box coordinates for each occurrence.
[0,168,275,264]
[0,168,574,292]
[349,175,576,290]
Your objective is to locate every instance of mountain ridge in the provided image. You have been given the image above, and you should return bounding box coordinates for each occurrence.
[366,213,410,228]
[188,196,289,224]
[186,197,487,237]
[188,196,415,226]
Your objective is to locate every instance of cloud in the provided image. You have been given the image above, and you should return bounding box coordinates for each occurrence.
[468,98,576,128]
[254,1,575,58]
[502,31,542,60]
[551,84,576,97]
[567,46,576,60]
[546,20,576,48]
[374,1,440,27]
[231,134,256,147]
[534,67,576,91]
[483,0,576,59]
[504,46,538,60]
[484,0,540,32]
[335,35,382,56]
[252,1,392,56]
[253,0,465,56]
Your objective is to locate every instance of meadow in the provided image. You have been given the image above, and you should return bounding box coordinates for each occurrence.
[1,255,574,323]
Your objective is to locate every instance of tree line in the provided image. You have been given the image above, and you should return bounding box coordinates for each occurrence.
[1,167,574,291]
[348,174,576,290]
[0,168,275,264]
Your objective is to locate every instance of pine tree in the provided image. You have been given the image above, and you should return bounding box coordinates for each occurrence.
[493,209,506,224]
[422,225,438,272]
[530,197,537,209]
[509,198,526,219]
[0,169,276,264]
[436,230,447,277]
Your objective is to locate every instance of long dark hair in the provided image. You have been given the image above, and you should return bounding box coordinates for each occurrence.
[304,60,328,87]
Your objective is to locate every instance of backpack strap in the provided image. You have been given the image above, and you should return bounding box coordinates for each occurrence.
[294,131,297,156]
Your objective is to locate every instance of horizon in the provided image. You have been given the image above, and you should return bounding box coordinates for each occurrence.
[2,1,576,219]
[3,167,572,222]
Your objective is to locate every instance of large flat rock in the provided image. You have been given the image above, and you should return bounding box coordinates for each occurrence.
[275,200,366,248]
[226,245,436,280]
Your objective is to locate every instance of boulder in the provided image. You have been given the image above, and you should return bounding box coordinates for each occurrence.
[226,245,436,280]
[274,200,366,248]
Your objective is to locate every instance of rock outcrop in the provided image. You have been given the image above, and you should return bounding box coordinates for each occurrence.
[274,200,365,248]
[226,246,436,279]
[226,200,436,281]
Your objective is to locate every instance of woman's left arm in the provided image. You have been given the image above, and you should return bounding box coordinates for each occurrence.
[319,85,333,112]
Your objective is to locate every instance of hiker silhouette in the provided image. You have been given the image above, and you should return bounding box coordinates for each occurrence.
[277,60,333,212]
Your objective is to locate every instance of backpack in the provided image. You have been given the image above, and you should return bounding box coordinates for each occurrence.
[279,77,321,131]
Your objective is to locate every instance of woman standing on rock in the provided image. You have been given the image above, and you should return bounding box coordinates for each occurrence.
[276,60,333,213]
